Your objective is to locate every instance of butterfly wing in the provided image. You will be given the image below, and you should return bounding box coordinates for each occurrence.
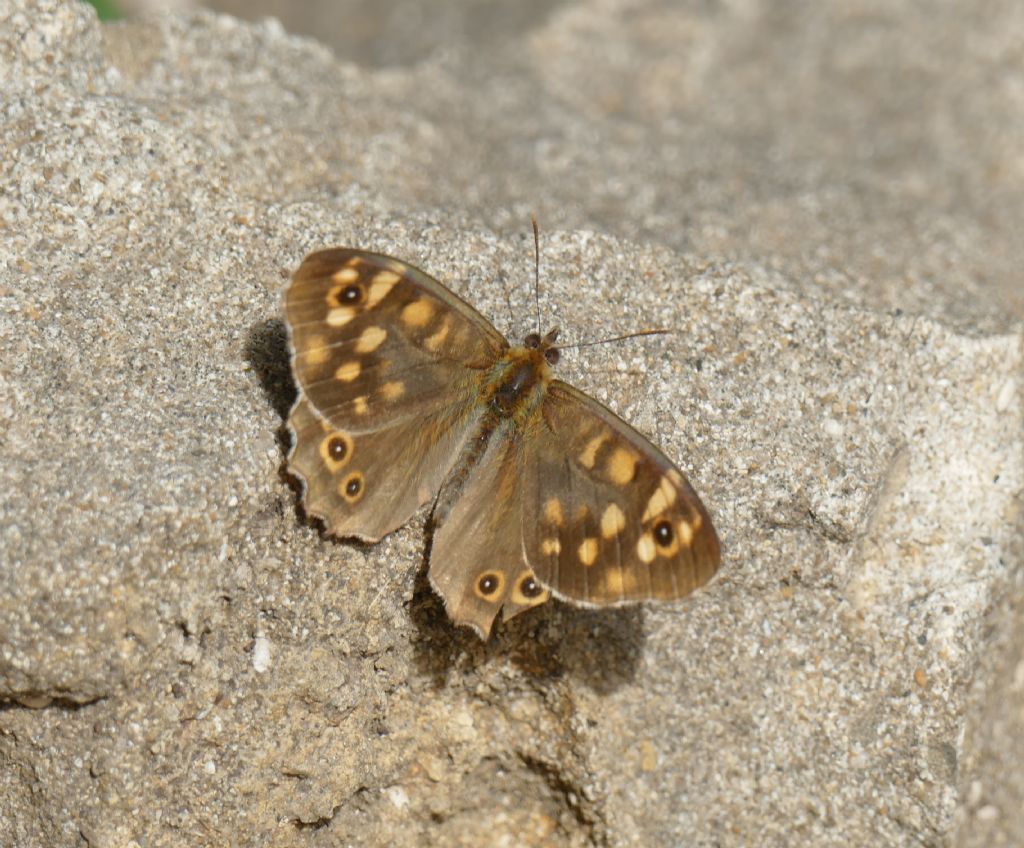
[428,423,550,638]
[285,249,507,542]
[287,249,506,432]
[522,381,720,605]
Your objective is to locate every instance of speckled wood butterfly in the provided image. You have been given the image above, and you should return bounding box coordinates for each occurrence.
[284,241,720,638]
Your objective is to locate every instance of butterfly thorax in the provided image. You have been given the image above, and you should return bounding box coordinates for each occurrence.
[483,329,560,423]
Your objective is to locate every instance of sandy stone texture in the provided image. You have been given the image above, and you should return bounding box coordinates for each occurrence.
[1,0,1021,845]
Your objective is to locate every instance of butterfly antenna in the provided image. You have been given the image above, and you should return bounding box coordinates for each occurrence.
[558,328,671,350]
[531,214,542,333]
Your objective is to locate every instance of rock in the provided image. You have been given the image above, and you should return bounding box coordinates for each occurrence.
[0,0,1020,845]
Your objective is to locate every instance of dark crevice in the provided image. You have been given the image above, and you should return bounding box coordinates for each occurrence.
[290,802,342,831]
[518,753,607,847]
[0,693,109,711]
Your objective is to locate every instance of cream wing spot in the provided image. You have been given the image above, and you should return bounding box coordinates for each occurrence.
[450,324,472,351]
[355,325,387,353]
[599,567,636,597]
[331,267,359,284]
[353,395,369,415]
[579,434,607,469]
[541,538,561,556]
[642,475,678,521]
[367,271,399,307]
[326,306,357,327]
[335,361,361,382]
[636,533,657,564]
[543,498,565,527]
[401,298,434,327]
[372,269,400,286]
[578,538,599,567]
[381,381,405,400]
[677,518,694,546]
[303,335,329,366]
[600,503,626,539]
[425,318,451,352]
[608,448,638,485]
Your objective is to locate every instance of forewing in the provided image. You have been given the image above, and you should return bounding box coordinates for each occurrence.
[522,381,720,605]
[286,249,507,432]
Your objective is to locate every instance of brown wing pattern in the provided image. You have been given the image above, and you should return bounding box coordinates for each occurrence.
[429,423,550,637]
[285,250,506,541]
[284,247,721,635]
[522,381,720,606]
[288,394,481,542]
[286,249,506,433]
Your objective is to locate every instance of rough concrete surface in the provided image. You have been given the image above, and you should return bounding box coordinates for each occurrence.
[0,0,1021,846]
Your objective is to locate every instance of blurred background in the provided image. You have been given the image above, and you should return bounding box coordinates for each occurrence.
[83,0,1024,327]
[89,0,565,66]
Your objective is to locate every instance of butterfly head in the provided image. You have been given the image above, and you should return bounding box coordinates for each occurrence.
[523,328,561,365]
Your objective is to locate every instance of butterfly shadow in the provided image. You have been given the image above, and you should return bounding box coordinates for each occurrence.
[408,526,646,696]
[246,318,309,499]
[245,315,333,535]
[245,318,296,423]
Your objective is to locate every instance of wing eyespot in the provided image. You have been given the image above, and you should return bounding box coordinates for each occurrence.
[340,471,365,504]
[340,283,364,304]
[328,282,366,309]
[327,436,348,461]
[510,571,550,607]
[475,571,505,600]
[519,575,543,598]
[654,519,674,548]
[319,432,354,470]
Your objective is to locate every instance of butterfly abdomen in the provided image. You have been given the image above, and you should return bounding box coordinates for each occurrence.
[433,346,548,529]
[432,411,515,526]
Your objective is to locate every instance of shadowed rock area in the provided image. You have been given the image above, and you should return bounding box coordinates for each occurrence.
[1,0,1021,845]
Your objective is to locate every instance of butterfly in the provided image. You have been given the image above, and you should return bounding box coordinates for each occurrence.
[283,241,721,638]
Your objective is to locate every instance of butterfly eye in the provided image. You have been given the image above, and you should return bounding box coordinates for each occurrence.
[519,575,543,598]
[653,520,674,547]
[544,347,560,365]
[340,284,365,304]
[524,332,541,349]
